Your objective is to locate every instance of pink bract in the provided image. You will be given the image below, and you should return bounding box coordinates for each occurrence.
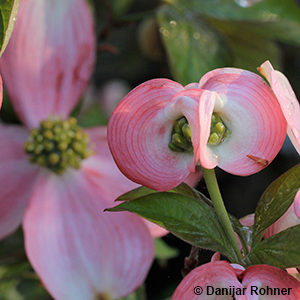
[0,0,95,129]
[172,261,300,299]
[259,61,300,155]
[108,69,287,191]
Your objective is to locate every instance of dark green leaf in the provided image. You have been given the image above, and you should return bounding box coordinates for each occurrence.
[172,0,300,22]
[157,5,231,85]
[0,0,19,57]
[117,183,250,255]
[116,182,203,202]
[172,0,300,45]
[252,164,300,245]
[108,192,237,261]
[206,18,281,72]
[245,224,300,268]
[0,262,51,300]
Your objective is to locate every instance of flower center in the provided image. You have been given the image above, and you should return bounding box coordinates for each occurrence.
[168,113,230,153]
[208,113,230,146]
[24,117,91,174]
[168,117,193,153]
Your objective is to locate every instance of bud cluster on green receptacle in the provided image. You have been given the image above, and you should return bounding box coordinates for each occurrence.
[208,114,230,146]
[168,113,230,154]
[168,117,193,153]
[24,117,92,174]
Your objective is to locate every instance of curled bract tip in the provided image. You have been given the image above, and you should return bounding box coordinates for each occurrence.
[259,60,300,155]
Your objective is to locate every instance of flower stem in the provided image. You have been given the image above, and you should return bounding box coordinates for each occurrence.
[181,246,200,277]
[202,168,242,263]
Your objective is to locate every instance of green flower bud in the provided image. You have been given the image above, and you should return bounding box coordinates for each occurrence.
[168,117,193,153]
[208,132,219,145]
[208,113,230,146]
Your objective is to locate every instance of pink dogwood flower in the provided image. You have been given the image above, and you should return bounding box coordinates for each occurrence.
[259,61,300,155]
[0,0,154,299]
[172,261,300,299]
[108,69,287,191]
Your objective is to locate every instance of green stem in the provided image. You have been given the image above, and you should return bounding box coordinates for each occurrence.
[202,168,242,263]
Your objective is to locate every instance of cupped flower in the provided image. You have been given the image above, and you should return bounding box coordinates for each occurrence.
[259,61,300,155]
[0,0,95,129]
[0,0,155,299]
[108,69,286,191]
[172,261,300,299]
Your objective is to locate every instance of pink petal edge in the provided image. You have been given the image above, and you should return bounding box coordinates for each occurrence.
[259,60,300,155]
[242,264,300,299]
[0,125,38,239]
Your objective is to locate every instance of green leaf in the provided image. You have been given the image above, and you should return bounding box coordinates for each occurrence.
[108,192,237,261]
[172,0,300,45]
[157,5,231,85]
[116,182,204,202]
[206,18,281,73]
[0,230,51,300]
[245,224,300,268]
[252,164,300,245]
[171,0,300,22]
[154,238,178,260]
[0,0,19,57]
[117,183,250,255]
[0,262,51,300]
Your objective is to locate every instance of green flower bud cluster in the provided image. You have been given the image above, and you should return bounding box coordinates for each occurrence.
[24,117,91,174]
[168,117,193,153]
[208,113,230,146]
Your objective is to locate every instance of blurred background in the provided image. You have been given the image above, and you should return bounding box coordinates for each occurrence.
[0,0,299,299]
